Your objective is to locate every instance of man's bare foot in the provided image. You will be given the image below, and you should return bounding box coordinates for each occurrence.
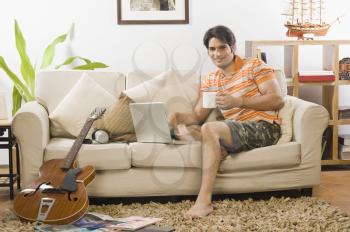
[185,203,213,218]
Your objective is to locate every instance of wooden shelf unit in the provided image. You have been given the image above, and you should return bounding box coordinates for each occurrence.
[245,40,350,166]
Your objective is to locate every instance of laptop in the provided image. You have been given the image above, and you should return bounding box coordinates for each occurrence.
[129,102,189,145]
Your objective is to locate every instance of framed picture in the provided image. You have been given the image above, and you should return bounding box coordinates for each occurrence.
[117,0,189,24]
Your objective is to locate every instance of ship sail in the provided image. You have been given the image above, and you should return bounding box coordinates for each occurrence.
[284,0,330,39]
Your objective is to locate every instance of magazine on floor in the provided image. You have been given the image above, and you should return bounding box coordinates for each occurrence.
[35,212,161,232]
[108,216,162,231]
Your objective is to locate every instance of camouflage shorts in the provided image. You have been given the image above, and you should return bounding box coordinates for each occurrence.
[224,120,281,154]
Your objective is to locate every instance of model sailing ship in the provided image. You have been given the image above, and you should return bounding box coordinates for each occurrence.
[283,0,330,40]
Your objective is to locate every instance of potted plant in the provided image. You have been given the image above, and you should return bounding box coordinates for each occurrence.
[0,20,108,115]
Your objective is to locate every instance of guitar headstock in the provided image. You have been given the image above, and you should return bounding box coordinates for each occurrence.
[89,107,106,120]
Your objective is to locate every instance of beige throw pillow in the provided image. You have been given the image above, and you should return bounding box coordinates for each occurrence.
[277,97,294,144]
[124,69,195,114]
[93,92,136,142]
[49,73,116,138]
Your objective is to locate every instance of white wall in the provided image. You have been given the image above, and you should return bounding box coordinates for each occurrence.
[1,0,350,163]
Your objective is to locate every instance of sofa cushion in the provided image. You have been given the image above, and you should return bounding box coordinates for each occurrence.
[130,141,301,172]
[35,70,125,138]
[129,142,202,168]
[49,73,116,138]
[44,138,131,170]
[219,142,301,173]
[125,69,200,114]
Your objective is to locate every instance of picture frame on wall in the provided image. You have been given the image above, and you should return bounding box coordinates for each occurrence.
[117,0,189,24]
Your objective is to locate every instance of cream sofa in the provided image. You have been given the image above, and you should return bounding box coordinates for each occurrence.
[12,70,329,197]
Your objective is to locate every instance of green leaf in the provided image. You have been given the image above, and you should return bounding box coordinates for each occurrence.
[55,56,92,69]
[0,56,34,102]
[14,20,35,95]
[40,23,75,69]
[40,33,67,69]
[12,86,22,115]
[68,23,75,40]
[73,62,109,70]
[77,56,91,64]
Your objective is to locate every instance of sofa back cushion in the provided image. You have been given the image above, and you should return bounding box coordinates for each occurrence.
[36,70,125,137]
[125,69,200,114]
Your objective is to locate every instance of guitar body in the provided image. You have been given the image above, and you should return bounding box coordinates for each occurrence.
[13,159,95,224]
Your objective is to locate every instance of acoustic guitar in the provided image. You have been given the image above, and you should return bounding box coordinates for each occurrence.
[13,107,106,225]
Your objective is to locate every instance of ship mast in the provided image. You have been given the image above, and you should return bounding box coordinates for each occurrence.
[301,0,304,24]
[310,0,313,23]
[292,0,295,24]
[319,0,322,24]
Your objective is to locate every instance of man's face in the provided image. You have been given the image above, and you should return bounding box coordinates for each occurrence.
[208,37,234,70]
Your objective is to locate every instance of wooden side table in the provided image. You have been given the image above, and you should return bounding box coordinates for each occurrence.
[0,119,20,199]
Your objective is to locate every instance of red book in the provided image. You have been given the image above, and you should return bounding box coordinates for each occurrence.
[298,70,335,82]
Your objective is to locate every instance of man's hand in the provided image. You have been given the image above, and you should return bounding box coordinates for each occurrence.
[215,92,243,110]
[168,112,178,130]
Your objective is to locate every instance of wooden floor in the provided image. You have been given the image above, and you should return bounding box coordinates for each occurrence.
[1,170,350,218]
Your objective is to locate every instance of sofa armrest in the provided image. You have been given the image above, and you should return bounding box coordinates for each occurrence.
[12,101,50,186]
[289,96,329,166]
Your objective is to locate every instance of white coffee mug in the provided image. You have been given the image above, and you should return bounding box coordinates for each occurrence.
[202,91,217,108]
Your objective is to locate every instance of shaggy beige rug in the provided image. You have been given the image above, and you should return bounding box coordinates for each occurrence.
[1,197,350,231]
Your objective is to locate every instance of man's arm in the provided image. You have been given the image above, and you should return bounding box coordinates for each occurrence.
[216,77,284,111]
[241,77,284,110]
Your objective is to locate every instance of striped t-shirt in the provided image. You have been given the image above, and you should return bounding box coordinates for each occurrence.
[201,56,280,124]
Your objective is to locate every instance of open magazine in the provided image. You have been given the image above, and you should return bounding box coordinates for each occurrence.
[35,212,161,232]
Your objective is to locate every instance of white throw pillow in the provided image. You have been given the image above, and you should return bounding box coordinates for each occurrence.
[124,69,195,113]
[275,69,288,97]
[50,73,116,138]
[277,97,294,144]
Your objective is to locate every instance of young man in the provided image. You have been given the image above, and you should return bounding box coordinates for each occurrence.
[169,25,284,217]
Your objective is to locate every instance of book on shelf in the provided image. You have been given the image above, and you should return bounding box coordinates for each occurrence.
[298,70,335,82]
[339,144,350,152]
[322,127,332,160]
[35,212,162,232]
[339,151,350,160]
[299,70,334,76]
[339,134,350,146]
[339,144,350,160]
[339,106,350,119]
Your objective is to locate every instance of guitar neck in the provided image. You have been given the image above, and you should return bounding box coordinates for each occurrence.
[60,118,95,170]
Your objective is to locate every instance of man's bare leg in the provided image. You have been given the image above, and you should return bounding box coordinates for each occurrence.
[175,124,228,160]
[174,124,202,141]
[186,121,234,217]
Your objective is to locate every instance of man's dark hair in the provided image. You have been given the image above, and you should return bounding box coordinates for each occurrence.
[203,25,236,49]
